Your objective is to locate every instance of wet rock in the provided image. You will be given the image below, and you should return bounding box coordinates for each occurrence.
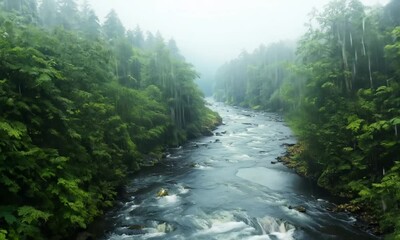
[270,161,278,164]
[334,203,361,213]
[128,224,144,230]
[162,152,170,159]
[289,205,306,213]
[157,188,169,197]
[282,143,295,147]
[194,143,208,148]
[125,224,146,235]
[202,129,214,136]
[215,131,227,136]
[190,163,198,168]
[214,139,220,143]
[157,222,175,233]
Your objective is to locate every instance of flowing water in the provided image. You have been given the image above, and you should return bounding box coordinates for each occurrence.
[96,101,379,240]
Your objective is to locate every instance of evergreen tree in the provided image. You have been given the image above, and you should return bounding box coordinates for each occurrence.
[79,0,100,38]
[2,0,38,23]
[102,9,125,40]
[0,6,220,239]
[58,0,80,30]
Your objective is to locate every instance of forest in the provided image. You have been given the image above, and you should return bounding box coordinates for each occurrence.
[0,0,221,239]
[214,0,400,238]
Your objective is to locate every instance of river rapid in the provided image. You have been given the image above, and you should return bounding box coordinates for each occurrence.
[96,101,379,240]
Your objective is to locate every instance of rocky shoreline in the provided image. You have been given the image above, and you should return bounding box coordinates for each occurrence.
[277,143,383,236]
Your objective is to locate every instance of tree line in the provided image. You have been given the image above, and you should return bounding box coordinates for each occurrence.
[214,0,400,238]
[0,0,220,239]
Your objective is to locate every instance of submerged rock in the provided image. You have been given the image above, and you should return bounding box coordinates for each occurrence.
[190,163,198,168]
[128,224,144,230]
[289,205,306,213]
[157,222,175,233]
[157,188,169,197]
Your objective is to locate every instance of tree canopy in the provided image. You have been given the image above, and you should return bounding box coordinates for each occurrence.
[214,0,400,238]
[0,1,220,239]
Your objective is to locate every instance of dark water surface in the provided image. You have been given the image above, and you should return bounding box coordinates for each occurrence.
[96,101,378,240]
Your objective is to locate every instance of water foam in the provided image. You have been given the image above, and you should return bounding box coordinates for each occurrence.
[201,221,252,234]
[177,185,189,194]
[157,194,179,206]
[256,216,296,240]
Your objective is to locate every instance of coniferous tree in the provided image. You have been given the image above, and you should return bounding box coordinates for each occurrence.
[102,9,125,40]
[58,0,80,30]
[79,0,100,38]
[0,5,220,239]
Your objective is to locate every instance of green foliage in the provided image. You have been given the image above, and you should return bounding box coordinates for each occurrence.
[215,0,400,237]
[289,0,400,236]
[0,4,219,239]
[214,43,296,111]
[17,206,51,225]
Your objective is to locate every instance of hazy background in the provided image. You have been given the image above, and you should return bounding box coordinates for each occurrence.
[82,0,389,95]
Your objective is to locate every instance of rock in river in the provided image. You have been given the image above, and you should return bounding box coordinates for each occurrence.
[289,205,306,213]
[157,188,169,197]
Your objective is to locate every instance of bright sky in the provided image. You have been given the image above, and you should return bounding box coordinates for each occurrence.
[83,0,389,80]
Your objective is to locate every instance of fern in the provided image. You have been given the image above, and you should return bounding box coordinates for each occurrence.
[0,120,26,140]
[17,206,52,224]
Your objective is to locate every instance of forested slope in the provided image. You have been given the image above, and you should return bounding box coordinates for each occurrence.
[214,0,400,238]
[0,0,220,239]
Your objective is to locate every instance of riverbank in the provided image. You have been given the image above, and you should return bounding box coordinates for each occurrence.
[277,143,382,236]
[75,108,222,239]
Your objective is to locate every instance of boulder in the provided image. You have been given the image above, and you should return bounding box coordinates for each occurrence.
[202,129,214,136]
[128,224,144,230]
[157,188,169,197]
[289,205,306,213]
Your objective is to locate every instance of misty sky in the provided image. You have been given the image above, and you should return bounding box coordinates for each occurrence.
[83,0,389,79]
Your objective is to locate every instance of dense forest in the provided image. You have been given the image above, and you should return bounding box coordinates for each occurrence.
[0,0,220,239]
[214,0,400,238]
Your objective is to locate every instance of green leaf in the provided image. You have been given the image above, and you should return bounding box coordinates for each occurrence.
[346,118,364,132]
[338,164,351,171]
[381,140,397,148]
[35,73,51,86]
[391,117,400,125]
[359,189,371,198]
[0,229,7,240]
[17,206,52,224]
[0,206,17,224]
[342,147,353,152]
[0,120,26,139]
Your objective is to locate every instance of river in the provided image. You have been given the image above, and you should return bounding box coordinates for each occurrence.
[95,101,379,240]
